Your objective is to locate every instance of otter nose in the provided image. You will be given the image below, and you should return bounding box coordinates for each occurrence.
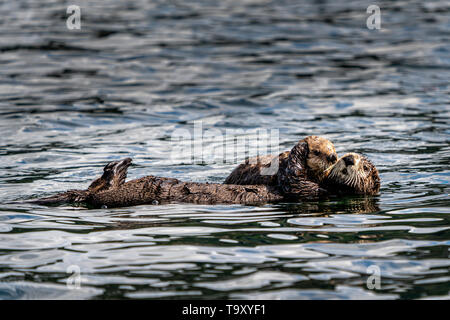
[327,153,337,164]
[343,155,355,166]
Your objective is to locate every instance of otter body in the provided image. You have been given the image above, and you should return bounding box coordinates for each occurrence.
[223,152,290,186]
[33,159,284,208]
[33,152,380,208]
[35,176,284,208]
[87,176,283,208]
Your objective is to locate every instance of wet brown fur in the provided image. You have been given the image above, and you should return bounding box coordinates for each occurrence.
[224,136,337,188]
[87,176,284,208]
[223,152,290,186]
[33,158,284,207]
[224,136,338,199]
[33,158,132,205]
[88,158,132,192]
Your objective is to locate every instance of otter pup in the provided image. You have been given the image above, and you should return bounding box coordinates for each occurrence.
[224,136,338,199]
[321,153,380,196]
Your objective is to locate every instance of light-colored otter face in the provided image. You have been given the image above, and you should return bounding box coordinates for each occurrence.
[304,136,338,181]
[324,153,380,195]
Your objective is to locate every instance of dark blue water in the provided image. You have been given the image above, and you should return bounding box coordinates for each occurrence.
[0,0,449,299]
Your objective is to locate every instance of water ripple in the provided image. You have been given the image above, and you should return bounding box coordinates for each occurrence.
[0,0,449,299]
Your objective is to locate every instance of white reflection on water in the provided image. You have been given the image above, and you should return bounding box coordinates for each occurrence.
[0,0,449,299]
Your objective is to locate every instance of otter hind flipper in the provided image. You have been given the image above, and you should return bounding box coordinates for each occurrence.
[30,158,133,206]
[88,157,133,192]
[110,157,133,188]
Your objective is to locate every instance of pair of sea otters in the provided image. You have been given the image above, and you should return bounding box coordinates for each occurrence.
[35,136,380,208]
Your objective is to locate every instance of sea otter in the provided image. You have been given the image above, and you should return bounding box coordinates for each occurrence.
[33,158,284,207]
[224,136,338,199]
[322,153,380,196]
[32,153,379,208]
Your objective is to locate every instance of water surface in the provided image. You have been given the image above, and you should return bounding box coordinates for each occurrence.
[0,0,449,299]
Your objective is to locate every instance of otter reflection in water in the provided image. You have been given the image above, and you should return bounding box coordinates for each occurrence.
[282,196,380,215]
[34,153,380,208]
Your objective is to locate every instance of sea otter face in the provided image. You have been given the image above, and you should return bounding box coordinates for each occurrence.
[304,136,338,181]
[323,153,380,195]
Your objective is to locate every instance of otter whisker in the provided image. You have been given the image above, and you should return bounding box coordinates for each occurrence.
[321,153,380,196]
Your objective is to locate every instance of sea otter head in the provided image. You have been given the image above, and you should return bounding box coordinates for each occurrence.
[303,136,337,181]
[322,153,380,195]
[88,158,132,193]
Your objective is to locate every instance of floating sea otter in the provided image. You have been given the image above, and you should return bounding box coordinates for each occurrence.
[33,152,380,208]
[33,158,284,207]
[224,136,338,199]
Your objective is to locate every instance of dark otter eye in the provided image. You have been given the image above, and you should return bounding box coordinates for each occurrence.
[342,168,348,175]
[314,150,320,156]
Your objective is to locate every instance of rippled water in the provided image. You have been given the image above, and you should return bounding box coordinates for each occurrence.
[0,0,449,299]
